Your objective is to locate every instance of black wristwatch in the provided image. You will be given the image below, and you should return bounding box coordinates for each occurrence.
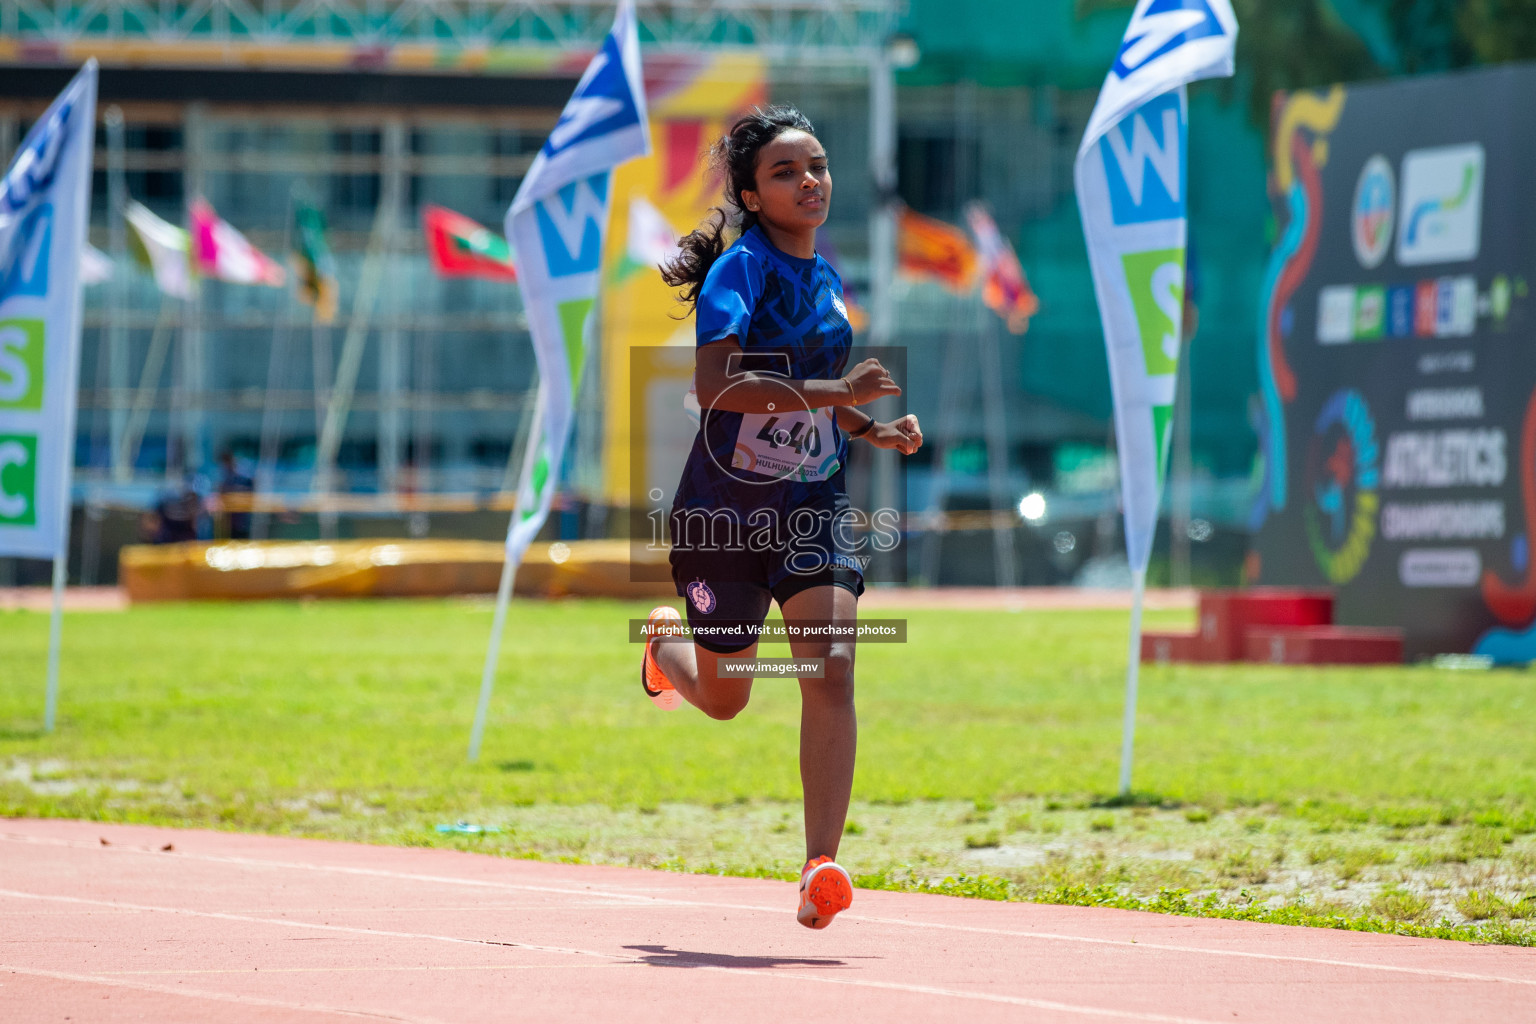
[848,415,875,439]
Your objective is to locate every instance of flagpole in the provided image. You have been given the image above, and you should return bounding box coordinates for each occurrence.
[468,547,517,764]
[1119,566,1147,795]
[106,105,131,485]
[45,62,98,733]
[469,385,546,763]
[117,298,174,476]
[44,548,67,732]
[254,193,296,540]
[314,119,402,537]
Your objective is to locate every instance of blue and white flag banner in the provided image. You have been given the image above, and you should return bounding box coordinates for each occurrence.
[1075,0,1235,572]
[0,62,97,559]
[503,0,649,569]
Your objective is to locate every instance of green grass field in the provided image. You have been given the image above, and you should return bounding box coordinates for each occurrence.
[4,597,1535,944]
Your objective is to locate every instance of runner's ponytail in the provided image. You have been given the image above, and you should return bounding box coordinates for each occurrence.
[661,105,816,311]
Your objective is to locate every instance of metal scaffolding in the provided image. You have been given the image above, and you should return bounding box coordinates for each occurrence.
[0,0,910,581]
[1,0,902,61]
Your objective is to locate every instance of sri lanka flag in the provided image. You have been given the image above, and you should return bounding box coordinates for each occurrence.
[896,207,978,291]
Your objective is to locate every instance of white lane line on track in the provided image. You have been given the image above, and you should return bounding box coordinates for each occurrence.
[6,830,1536,988]
[0,889,1222,1024]
[102,964,606,976]
[0,963,444,1024]
[718,970,1225,1024]
[846,914,1536,988]
[0,888,629,964]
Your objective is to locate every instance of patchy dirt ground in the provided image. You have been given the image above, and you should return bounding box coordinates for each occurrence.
[388,798,1536,930]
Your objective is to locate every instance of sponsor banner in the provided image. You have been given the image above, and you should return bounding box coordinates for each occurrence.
[1075,0,1237,573]
[0,62,96,559]
[504,0,649,571]
[1253,65,1536,659]
[600,52,766,506]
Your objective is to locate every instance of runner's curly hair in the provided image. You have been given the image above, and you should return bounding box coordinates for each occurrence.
[660,105,817,311]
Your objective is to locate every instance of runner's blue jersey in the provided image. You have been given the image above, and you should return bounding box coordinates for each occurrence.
[674,224,855,512]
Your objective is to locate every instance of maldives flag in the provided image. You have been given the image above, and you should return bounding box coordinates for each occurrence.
[190,197,285,286]
[422,204,517,281]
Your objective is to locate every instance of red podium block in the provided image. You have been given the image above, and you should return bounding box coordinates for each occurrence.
[1140,589,1337,664]
[1141,632,1210,663]
[1194,589,1334,661]
[1244,627,1404,665]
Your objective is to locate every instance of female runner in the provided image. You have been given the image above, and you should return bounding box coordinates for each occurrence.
[642,106,922,929]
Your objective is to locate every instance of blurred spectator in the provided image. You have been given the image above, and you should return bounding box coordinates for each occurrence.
[149,477,204,544]
[214,450,255,540]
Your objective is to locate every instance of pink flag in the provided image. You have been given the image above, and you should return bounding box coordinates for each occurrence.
[965,202,1038,335]
[190,198,286,287]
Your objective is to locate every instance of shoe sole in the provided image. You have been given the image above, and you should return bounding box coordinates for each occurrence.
[642,609,682,711]
[797,862,852,929]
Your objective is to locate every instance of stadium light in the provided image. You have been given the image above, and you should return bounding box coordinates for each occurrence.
[1018,492,1046,522]
[885,32,920,69]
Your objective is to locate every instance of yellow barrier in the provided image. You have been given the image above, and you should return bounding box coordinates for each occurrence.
[119,538,675,602]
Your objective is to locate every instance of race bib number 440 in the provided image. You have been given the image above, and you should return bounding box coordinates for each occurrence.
[733,406,840,482]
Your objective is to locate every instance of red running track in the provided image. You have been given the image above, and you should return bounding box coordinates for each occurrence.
[2,819,1533,1023]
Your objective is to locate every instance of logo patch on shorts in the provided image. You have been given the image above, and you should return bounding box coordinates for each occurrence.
[687,578,716,614]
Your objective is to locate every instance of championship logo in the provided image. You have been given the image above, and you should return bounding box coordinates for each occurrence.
[686,578,716,614]
[1303,389,1379,584]
[1351,155,1393,269]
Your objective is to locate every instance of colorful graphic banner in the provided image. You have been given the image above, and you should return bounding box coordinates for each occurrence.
[599,52,767,506]
[1252,65,1536,660]
[1075,0,1236,573]
[504,0,649,569]
[0,61,97,559]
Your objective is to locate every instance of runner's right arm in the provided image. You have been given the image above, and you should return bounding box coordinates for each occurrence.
[694,338,900,414]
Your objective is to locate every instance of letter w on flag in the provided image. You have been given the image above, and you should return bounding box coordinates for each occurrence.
[501,0,650,575]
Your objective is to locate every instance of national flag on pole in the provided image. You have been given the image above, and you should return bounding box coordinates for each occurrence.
[291,201,338,323]
[1074,0,1237,575]
[125,200,193,300]
[0,60,97,560]
[190,197,286,287]
[81,244,113,286]
[423,204,518,281]
[965,203,1039,335]
[502,0,649,572]
[896,207,979,291]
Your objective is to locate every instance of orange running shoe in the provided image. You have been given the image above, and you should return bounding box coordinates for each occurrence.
[797,856,852,929]
[641,605,683,710]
